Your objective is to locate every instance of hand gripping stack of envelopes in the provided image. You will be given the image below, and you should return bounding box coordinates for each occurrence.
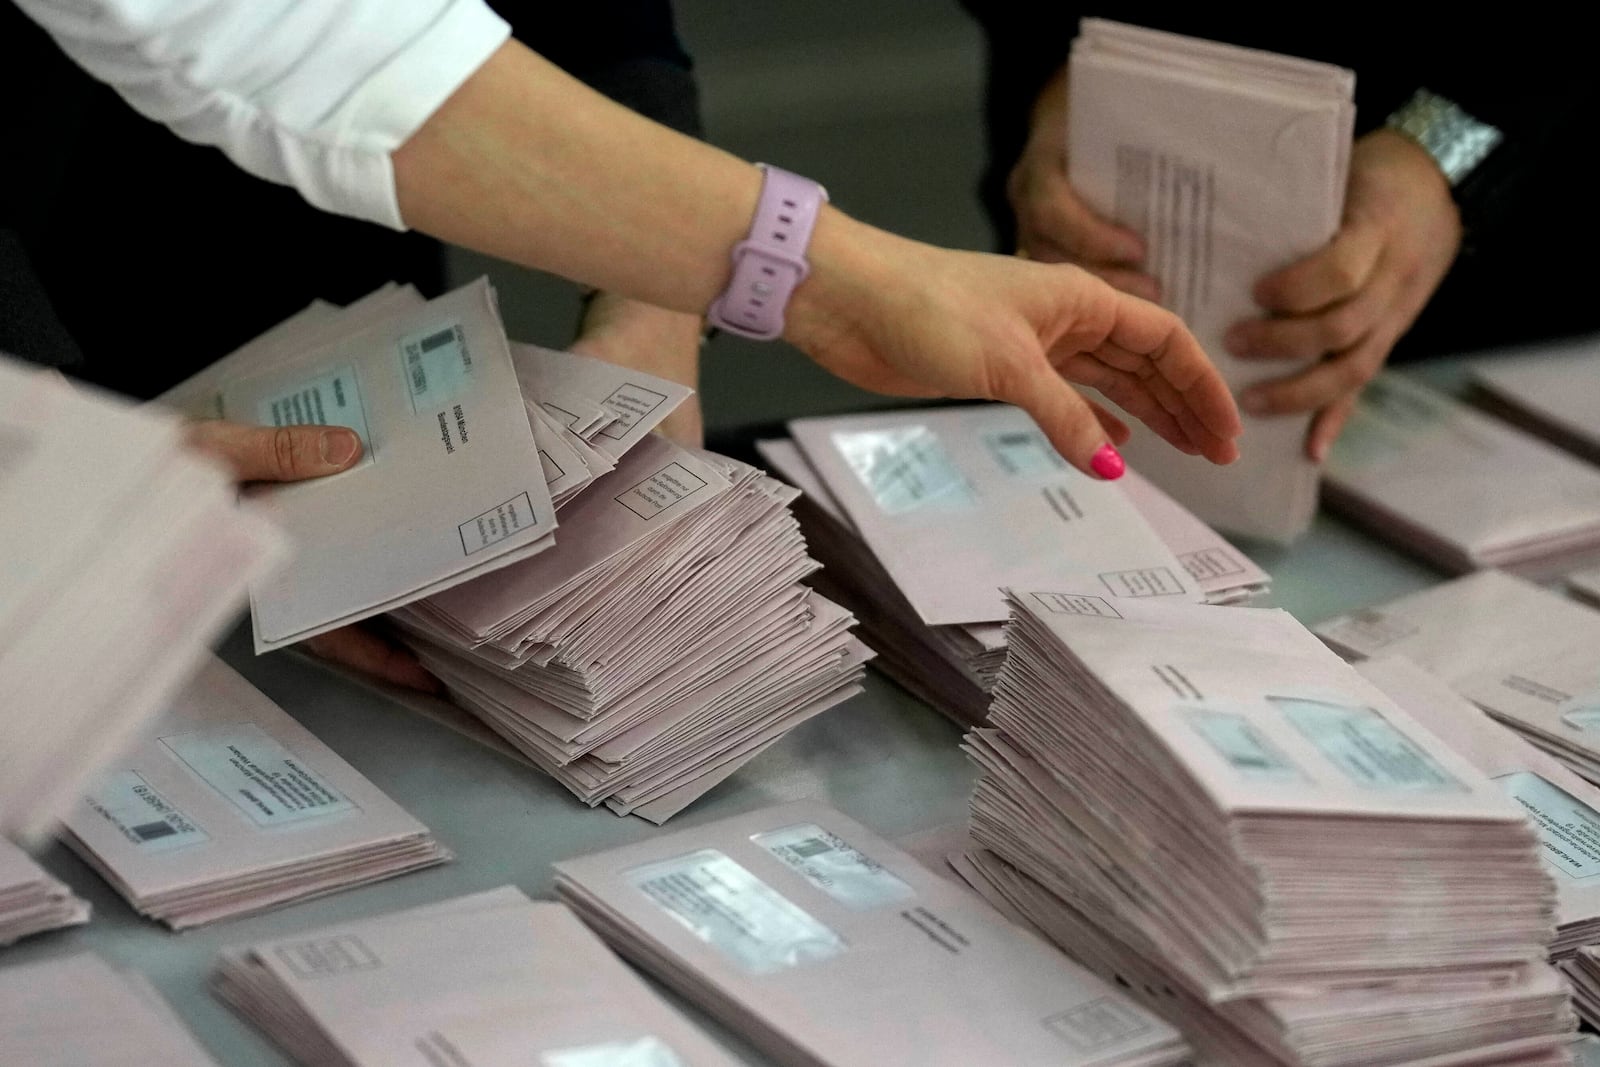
[553,799,1190,1067]
[959,593,1574,1066]
[165,279,866,824]
[212,886,741,1067]
[1323,374,1600,578]
[0,358,285,845]
[757,403,1269,727]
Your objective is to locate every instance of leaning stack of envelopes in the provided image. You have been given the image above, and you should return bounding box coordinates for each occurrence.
[58,656,450,928]
[1316,571,1600,786]
[554,800,1190,1067]
[0,837,87,946]
[755,402,1267,726]
[1,358,283,843]
[965,592,1573,1066]
[1324,374,1600,579]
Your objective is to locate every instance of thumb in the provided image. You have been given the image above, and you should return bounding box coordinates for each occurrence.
[999,359,1126,480]
[187,420,363,483]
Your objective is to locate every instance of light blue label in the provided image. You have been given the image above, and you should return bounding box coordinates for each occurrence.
[1185,709,1306,782]
[255,364,372,457]
[542,1037,686,1067]
[1560,687,1600,731]
[628,849,845,975]
[399,321,473,414]
[160,724,356,827]
[832,427,975,514]
[1273,697,1463,792]
[1497,771,1600,881]
[752,823,916,911]
[983,428,1066,477]
[84,770,209,853]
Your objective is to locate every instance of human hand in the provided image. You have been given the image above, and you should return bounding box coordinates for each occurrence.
[1007,65,1157,300]
[788,216,1242,478]
[570,291,705,447]
[185,418,442,694]
[1226,129,1463,461]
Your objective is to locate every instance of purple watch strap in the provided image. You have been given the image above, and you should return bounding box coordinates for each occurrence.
[707,164,828,340]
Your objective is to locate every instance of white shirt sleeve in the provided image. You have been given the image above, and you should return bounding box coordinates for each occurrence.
[12,0,511,230]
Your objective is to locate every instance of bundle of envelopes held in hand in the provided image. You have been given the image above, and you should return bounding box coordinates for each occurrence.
[964,593,1573,1066]
[757,403,1268,726]
[58,656,450,928]
[163,280,866,823]
[2,358,285,842]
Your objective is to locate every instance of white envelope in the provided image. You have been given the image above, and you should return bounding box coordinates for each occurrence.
[220,279,557,651]
[555,799,1188,1067]
[789,404,1201,626]
[511,342,692,463]
[1473,334,1600,462]
[1067,18,1354,543]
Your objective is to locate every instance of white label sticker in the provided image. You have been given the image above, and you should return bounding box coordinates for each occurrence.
[1185,709,1306,782]
[83,770,209,852]
[1497,771,1600,881]
[831,427,975,514]
[274,935,382,979]
[255,365,372,459]
[541,1037,686,1067]
[752,823,916,911]
[160,724,357,827]
[983,428,1066,477]
[627,848,845,975]
[398,322,473,413]
[1273,697,1463,792]
[1043,997,1155,1053]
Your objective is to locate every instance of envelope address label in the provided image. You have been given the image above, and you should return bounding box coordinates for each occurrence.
[541,1036,686,1067]
[752,823,916,911]
[1273,697,1464,792]
[617,462,710,520]
[460,492,538,555]
[598,383,670,440]
[1497,771,1600,881]
[1180,548,1246,581]
[254,364,373,458]
[1317,610,1419,656]
[399,321,473,414]
[273,934,382,979]
[1030,592,1122,618]
[1560,686,1600,732]
[832,427,975,514]
[1184,709,1305,783]
[84,770,209,853]
[161,724,357,827]
[627,848,845,975]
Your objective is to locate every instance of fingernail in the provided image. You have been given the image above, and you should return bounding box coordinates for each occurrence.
[1090,443,1126,480]
[1224,325,1250,357]
[1240,391,1269,416]
[320,429,360,467]
[1309,438,1329,464]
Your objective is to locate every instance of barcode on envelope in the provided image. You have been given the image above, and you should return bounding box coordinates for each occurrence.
[786,837,836,860]
[130,820,177,842]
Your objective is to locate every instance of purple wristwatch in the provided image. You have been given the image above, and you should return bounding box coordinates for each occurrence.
[707,164,828,340]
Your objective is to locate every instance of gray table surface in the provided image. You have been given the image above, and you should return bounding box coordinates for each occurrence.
[3,364,1485,1066]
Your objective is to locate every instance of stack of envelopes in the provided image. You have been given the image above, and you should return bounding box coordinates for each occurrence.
[1066,18,1354,543]
[1473,335,1600,464]
[1562,949,1600,1032]
[1324,374,1600,578]
[213,886,738,1067]
[0,358,284,842]
[754,402,1266,726]
[554,799,1190,1067]
[58,655,449,928]
[0,953,218,1066]
[0,837,87,945]
[393,436,868,822]
[1352,656,1600,959]
[1316,571,1600,784]
[965,592,1572,1066]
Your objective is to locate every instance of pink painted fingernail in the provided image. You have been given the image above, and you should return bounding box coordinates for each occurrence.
[1090,443,1126,480]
